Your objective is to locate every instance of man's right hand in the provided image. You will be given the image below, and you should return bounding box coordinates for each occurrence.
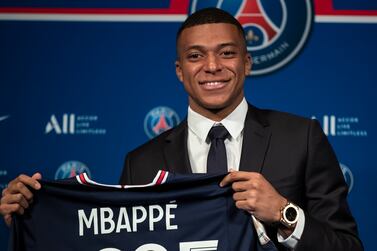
[0,173,42,227]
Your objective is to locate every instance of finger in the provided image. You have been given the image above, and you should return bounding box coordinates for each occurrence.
[31,172,42,182]
[233,190,256,201]
[9,174,41,191]
[4,214,12,227]
[220,171,250,187]
[235,199,255,212]
[1,188,8,197]
[0,203,25,215]
[7,182,34,201]
[1,193,29,209]
[232,180,256,192]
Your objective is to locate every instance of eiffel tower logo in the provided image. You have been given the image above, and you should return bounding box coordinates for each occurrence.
[237,0,280,46]
[152,115,172,135]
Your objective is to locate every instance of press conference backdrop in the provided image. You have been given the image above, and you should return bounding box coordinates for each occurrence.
[0,0,376,250]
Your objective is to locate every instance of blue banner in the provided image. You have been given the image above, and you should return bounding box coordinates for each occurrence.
[1,0,376,250]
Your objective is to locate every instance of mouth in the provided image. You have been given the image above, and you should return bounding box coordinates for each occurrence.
[199,79,231,90]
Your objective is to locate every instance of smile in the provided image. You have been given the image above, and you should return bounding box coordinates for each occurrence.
[199,79,230,91]
[199,80,231,89]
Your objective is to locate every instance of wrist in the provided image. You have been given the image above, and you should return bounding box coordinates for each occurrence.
[274,197,288,222]
[278,226,295,238]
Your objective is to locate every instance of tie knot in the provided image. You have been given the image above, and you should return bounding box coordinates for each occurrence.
[208,125,229,141]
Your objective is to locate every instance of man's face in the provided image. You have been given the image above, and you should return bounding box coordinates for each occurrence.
[176,23,251,117]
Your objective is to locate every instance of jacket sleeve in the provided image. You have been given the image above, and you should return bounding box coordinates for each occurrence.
[296,119,363,251]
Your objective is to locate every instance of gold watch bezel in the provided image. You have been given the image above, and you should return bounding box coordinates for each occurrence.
[280,201,299,228]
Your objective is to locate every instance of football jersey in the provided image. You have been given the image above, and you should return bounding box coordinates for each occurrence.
[9,171,277,251]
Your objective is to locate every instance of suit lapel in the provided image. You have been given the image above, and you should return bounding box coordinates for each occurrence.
[162,105,270,174]
[239,105,271,173]
[163,119,192,174]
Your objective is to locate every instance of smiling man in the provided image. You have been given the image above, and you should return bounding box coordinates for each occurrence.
[119,8,363,251]
[1,7,363,251]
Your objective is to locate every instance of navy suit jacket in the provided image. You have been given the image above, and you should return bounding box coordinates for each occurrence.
[120,104,363,251]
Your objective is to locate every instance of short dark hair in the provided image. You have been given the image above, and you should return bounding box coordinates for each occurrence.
[176,7,245,42]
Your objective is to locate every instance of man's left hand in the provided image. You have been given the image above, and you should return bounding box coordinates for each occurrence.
[220,171,287,223]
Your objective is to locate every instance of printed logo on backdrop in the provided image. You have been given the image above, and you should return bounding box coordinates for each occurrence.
[340,163,354,193]
[313,114,368,137]
[190,0,313,75]
[45,114,106,135]
[55,161,91,180]
[144,106,180,139]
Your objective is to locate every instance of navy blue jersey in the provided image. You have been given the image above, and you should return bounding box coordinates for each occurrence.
[9,171,277,251]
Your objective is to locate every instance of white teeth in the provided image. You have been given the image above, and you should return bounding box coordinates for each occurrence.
[204,81,223,86]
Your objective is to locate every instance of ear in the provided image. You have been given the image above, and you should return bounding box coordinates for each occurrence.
[175,60,183,82]
[244,53,252,76]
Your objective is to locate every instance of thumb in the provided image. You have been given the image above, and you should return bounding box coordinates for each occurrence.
[31,172,42,190]
[31,172,42,180]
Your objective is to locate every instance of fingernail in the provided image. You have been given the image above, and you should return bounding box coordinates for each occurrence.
[219,182,224,187]
[35,183,41,189]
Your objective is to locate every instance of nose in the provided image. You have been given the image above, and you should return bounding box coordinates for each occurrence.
[204,54,222,73]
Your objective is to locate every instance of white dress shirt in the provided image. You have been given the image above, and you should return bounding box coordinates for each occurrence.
[187,97,305,249]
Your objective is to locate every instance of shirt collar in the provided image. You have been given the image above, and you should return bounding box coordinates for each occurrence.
[187,98,248,142]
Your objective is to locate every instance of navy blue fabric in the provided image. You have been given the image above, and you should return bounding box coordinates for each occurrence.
[207,126,230,174]
[8,173,277,251]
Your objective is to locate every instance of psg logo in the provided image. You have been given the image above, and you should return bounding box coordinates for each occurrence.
[144,106,180,139]
[190,0,313,75]
[55,160,91,180]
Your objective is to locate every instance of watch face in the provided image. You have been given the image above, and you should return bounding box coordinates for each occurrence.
[285,206,298,222]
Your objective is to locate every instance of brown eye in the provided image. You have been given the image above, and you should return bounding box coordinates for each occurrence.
[187,53,202,61]
[222,51,236,57]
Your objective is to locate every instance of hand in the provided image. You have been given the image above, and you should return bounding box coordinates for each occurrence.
[220,171,286,223]
[0,173,42,227]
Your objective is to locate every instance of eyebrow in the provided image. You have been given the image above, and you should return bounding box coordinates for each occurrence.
[184,42,239,52]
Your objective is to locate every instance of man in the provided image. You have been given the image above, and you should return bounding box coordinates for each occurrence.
[1,8,362,251]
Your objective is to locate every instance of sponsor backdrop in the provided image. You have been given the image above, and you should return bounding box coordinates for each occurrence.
[0,0,376,249]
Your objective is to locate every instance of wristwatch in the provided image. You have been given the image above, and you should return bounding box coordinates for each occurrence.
[279,201,299,228]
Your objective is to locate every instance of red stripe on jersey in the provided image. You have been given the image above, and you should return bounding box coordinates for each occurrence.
[156,170,166,185]
[79,173,87,184]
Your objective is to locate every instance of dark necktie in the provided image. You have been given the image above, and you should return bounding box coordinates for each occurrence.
[206,125,229,173]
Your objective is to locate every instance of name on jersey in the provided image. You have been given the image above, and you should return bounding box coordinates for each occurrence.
[78,203,178,236]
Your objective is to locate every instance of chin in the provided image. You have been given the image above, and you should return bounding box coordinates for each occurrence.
[201,100,229,111]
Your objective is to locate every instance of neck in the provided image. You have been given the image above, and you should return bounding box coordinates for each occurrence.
[189,97,244,122]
